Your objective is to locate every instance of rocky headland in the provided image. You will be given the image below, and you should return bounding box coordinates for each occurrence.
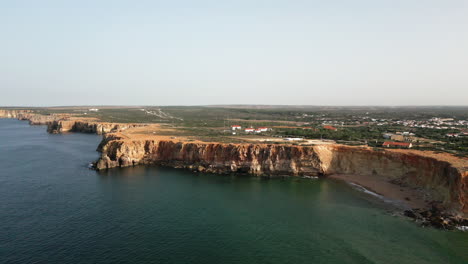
[0,109,144,134]
[2,109,467,229]
[94,133,467,210]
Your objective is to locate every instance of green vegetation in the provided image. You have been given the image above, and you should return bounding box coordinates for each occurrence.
[5,105,467,156]
[273,126,387,141]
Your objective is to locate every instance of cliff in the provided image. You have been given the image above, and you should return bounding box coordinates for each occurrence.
[0,109,28,118]
[1,110,144,135]
[95,134,468,214]
[3,109,467,218]
[47,120,143,135]
[0,109,68,125]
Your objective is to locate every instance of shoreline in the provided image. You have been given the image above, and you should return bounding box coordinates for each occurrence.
[1,112,467,229]
[329,174,430,210]
[329,174,468,230]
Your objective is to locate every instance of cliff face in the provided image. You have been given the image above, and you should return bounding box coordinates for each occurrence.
[325,146,467,214]
[0,109,18,118]
[47,120,142,135]
[96,136,326,176]
[3,109,467,215]
[95,135,468,214]
[0,110,66,125]
[1,110,143,135]
[0,110,26,118]
[0,110,39,122]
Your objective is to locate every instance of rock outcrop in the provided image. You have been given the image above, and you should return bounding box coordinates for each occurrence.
[0,109,69,125]
[1,110,144,135]
[0,109,29,118]
[46,120,143,135]
[3,108,467,222]
[95,135,468,215]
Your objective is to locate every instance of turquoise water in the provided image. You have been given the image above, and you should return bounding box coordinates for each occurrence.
[0,119,466,264]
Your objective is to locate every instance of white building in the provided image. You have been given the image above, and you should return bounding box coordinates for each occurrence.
[284,137,303,141]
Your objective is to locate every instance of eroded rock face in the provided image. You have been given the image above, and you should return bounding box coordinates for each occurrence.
[0,110,29,119]
[3,109,467,217]
[94,135,325,176]
[0,110,69,125]
[94,135,468,214]
[46,120,142,134]
[1,110,144,135]
[325,146,468,212]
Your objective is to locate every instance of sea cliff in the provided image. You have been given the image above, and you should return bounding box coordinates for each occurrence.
[46,120,142,134]
[0,110,142,134]
[2,109,467,222]
[95,134,468,215]
[0,109,55,124]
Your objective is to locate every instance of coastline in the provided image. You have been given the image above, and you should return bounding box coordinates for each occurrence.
[329,174,430,210]
[1,110,467,229]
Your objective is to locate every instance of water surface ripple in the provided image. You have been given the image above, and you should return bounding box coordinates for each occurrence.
[0,119,466,264]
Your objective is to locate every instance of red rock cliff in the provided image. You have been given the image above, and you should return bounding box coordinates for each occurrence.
[3,109,467,215]
[95,135,468,214]
[1,110,144,134]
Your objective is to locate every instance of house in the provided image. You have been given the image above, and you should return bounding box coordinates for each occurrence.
[255,129,262,133]
[323,125,337,131]
[257,127,269,132]
[88,108,99,112]
[382,141,412,148]
[231,125,242,131]
[245,128,255,133]
[446,133,459,138]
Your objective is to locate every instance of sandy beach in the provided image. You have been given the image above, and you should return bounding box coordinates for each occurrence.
[329,174,431,210]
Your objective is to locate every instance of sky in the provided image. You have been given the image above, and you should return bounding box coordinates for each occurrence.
[1,0,467,106]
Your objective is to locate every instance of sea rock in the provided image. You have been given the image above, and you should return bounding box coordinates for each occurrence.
[404,207,468,230]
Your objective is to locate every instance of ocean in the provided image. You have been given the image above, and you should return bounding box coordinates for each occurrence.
[0,118,466,264]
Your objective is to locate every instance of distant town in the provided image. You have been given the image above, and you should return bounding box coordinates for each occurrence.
[217,109,466,154]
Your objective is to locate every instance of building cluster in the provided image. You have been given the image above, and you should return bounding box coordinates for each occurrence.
[446,131,468,138]
[317,115,467,130]
[394,118,467,130]
[232,125,271,134]
[367,117,467,130]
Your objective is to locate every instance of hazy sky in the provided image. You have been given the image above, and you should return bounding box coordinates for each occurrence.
[1,0,467,106]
